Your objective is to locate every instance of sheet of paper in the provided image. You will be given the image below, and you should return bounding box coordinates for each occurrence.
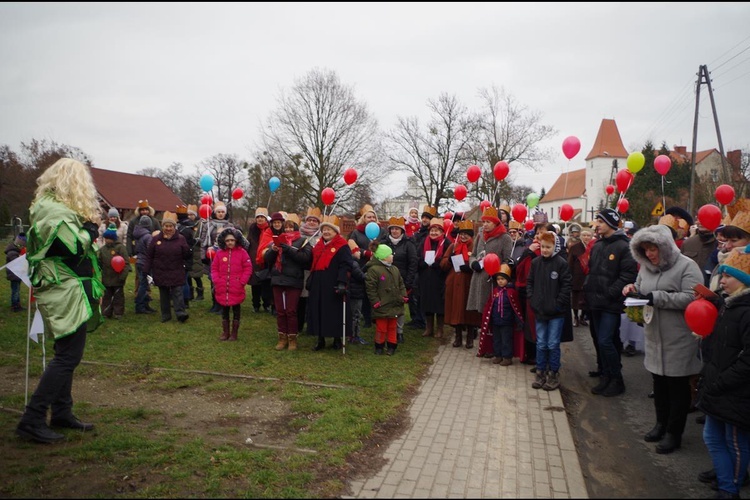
[424,250,436,265]
[624,297,650,307]
[450,254,465,272]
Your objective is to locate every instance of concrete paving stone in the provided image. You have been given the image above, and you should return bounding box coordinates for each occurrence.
[402,466,421,482]
[466,487,483,498]
[363,477,384,491]
[381,470,404,486]
[430,483,449,497]
[453,466,469,481]
[519,487,535,497]
[388,458,408,473]
[551,477,569,493]
[448,479,467,495]
[550,465,566,479]
[374,483,396,497]
[413,445,429,458]
[394,478,416,496]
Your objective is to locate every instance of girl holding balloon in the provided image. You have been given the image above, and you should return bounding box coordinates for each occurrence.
[97,224,131,319]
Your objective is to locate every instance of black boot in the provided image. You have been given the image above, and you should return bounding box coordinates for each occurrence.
[644,423,666,442]
[374,342,385,355]
[591,376,611,395]
[655,433,681,454]
[195,287,204,301]
[465,327,474,349]
[453,327,463,348]
[602,376,626,397]
[397,333,404,344]
[386,342,397,356]
[331,337,342,350]
[312,337,325,351]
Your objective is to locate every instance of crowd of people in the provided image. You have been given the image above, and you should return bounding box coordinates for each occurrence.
[7,159,750,499]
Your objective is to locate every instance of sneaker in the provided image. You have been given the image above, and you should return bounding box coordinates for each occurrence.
[542,371,560,391]
[532,371,546,389]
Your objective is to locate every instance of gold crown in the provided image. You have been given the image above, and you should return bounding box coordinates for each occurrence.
[498,203,511,214]
[321,214,341,232]
[387,216,405,228]
[508,220,523,230]
[428,217,445,229]
[724,248,750,277]
[137,199,150,209]
[727,198,750,220]
[359,204,375,217]
[255,207,269,217]
[658,214,680,231]
[729,211,750,235]
[481,206,499,220]
[422,205,437,217]
[175,204,188,215]
[161,211,178,225]
[498,264,512,278]
[305,207,322,221]
[456,220,474,232]
[286,213,301,225]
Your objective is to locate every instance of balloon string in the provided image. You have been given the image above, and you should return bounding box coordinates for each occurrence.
[661,176,666,212]
[267,193,273,211]
[562,161,569,199]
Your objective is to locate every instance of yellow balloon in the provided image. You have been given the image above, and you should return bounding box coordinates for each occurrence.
[627,152,645,174]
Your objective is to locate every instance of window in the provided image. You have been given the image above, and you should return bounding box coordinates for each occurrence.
[710,169,719,182]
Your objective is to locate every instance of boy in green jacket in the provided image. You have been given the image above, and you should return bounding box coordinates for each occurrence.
[365,243,408,355]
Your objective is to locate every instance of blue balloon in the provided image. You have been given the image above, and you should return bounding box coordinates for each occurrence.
[269,176,281,193]
[199,174,214,192]
[365,221,380,240]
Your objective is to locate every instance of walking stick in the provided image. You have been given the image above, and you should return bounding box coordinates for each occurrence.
[342,293,347,355]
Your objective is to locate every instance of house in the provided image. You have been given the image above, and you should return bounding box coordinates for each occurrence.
[90,167,184,220]
[378,175,428,219]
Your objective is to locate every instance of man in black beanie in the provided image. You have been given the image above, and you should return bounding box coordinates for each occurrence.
[583,208,637,397]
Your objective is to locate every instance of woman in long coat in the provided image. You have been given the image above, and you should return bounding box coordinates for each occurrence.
[440,221,482,348]
[307,217,363,351]
[623,224,703,455]
[417,217,451,338]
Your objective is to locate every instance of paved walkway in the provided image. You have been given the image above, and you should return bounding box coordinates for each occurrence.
[346,342,588,499]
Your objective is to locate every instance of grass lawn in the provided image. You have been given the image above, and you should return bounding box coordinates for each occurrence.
[0,251,441,498]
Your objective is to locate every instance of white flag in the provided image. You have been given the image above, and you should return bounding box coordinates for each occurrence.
[0,253,31,287]
[29,308,44,343]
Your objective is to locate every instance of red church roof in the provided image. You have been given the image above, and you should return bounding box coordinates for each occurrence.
[585,119,629,160]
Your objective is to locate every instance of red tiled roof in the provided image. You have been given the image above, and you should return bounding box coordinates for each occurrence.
[668,147,715,164]
[90,167,184,212]
[542,168,586,202]
[585,119,629,160]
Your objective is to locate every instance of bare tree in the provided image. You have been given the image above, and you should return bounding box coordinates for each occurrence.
[196,154,250,220]
[470,86,557,206]
[385,93,479,210]
[259,67,382,215]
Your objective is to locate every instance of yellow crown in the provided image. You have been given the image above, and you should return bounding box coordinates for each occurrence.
[255,207,269,217]
[137,199,150,209]
[728,198,750,220]
[387,216,405,228]
[508,220,523,230]
[456,220,474,232]
[187,204,198,215]
[422,205,437,217]
[498,203,511,214]
[321,214,341,232]
[481,206,499,220]
[359,204,375,217]
[161,211,178,225]
[305,207,322,221]
[428,217,445,229]
[175,204,188,215]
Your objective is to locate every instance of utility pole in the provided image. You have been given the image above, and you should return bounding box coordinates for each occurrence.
[687,64,729,215]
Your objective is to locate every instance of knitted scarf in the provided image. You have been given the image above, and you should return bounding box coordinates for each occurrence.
[453,236,473,263]
[423,235,446,263]
[483,223,507,242]
[311,234,348,271]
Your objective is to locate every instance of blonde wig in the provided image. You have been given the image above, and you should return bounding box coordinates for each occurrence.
[34,158,101,222]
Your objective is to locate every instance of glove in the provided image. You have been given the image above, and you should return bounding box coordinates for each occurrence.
[362,250,373,259]
[460,264,471,273]
[372,301,382,309]
[471,261,482,272]
[334,283,348,296]
[403,296,409,303]
[83,221,99,242]
[506,258,516,268]
[635,292,654,305]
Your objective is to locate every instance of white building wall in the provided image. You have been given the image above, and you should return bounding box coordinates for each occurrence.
[587,156,626,218]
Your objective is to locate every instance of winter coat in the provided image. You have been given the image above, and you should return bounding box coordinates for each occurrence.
[696,288,750,432]
[126,207,160,256]
[143,232,190,287]
[97,241,131,287]
[364,258,407,319]
[187,219,205,278]
[681,231,718,287]
[198,216,235,273]
[348,226,384,300]
[584,229,637,314]
[306,237,357,338]
[97,219,129,247]
[246,221,268,286]
[440,241,482,326]
[527,250,572,321]
[211,246,253,306]
[264,234,312,289]
[417,236,451,315]
[630,224,703,377]
[5,241,23,281]
[466,227,513,312]
[132,225,153,268]
[567,241,588,292]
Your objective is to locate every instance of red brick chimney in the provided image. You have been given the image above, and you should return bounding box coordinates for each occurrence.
[727,149,741,169]
[674,145,688,156]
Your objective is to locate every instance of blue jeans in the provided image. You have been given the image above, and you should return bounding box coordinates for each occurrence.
[590,310,622,378]
[703,414,750,495]
[492,324,514,358]
[135,266,150,312]
[10,280,21,306]
[535,317,564,372]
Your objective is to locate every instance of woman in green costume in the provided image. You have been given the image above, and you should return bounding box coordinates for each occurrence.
[16,158,103,444]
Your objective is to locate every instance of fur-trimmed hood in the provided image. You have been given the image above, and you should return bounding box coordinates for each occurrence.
[629,224,681,273]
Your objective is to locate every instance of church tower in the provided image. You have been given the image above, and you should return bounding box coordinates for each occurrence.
[584,119,629,215]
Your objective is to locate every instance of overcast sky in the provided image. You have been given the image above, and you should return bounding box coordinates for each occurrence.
[2,2,749,201]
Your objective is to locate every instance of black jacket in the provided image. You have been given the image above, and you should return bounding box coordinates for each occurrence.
[696,290,750,432]
[263,235,312,289]
[527,253,572,320]
[583,230,637,313]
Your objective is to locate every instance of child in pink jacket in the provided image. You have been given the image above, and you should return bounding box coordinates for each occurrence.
[211,227,253,341]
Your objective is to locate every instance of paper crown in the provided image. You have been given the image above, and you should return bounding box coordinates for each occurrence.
[320,215,341,233]
[286,213,301,225]
[481,206,500,221]
[214,201,227,210]
[658,214,680,232]
[498,204,511,214]
[187,204,198,215]
[175,204,188,215]
[720,247,750,286]
[727,198,750,220]
[497,264,512,279]
[387,216,406,229]
[137,199,150,209]
[161,211,178,225]
[428,217,445,229]
[359,204,376,218]
[255,207,269,217]
[422,205,437,217]
[456,220,474,233]
[305,207,322,221]
[729,210,750,236]
[508,220,523,230]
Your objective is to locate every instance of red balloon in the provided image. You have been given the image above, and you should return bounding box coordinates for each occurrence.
[321,187,335,206]
[559,203,574,221]
[111,255,126,273]
[200,193,213,206]
[605,184,615,195]
[231,188,244,200]
[684,298,718,337]
[654,154,672,176]
[483,253,501,276]
[715,184,736,205]
[443,211,454,220]
[562,136,581,160]
[524,219,535,231]
[493,161,510,181]
[697,204,722,232]
[466,165,481,183]
[199,203,213,219]
[617,198,630,213]
[615,169,634,193]
[454,184,467,201]
[206,247,216,261]
[479,200,492,213]
[343,168,358,185]
[511,203,527,223]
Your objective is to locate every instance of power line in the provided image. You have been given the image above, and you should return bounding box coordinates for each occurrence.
[709,33,750,69]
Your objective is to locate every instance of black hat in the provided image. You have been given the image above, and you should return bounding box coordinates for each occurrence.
[596,208,621,230]
[664,206,694,227]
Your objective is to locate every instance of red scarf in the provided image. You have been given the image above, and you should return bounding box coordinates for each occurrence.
[256,227,274,266]
[483,223,507,241]
[423,235,446,263]
[274,231,301,272]
[311,234,348,271]
[453,236,473,263]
